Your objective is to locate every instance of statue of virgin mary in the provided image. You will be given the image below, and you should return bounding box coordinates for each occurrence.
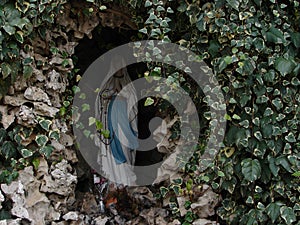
[94,55,138,187]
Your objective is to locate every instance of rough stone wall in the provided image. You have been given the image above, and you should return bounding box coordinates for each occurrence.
[0,2,99,224]
[0,2,221,224]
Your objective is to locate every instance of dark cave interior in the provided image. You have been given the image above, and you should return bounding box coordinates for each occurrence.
[74,26,165,187]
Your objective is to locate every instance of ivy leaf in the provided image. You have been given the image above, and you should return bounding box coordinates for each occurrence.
[226,0,240,11]
[275,57,295,76]
[23,65,33,79]
[285,132,296,143]
[95,120,103,130]
[280,206,296,225]
[269,156,279,176]
[3,25,15,35]
[139,28,148,34]
[0,128,7,144]
[0,141,17,159]
[208,40,220,57]
[81,103,90,112]
[144,97,154,106]
[292,171,300,177]
[266,27,284,43]
[32,158,40,170]
[290,32,300,48]
[14,30,24,43]
[266,202,282,223]
[39,119,52,131]
[1,62,12,79]
[275,156,292,173]
[39,145,54,158]
[101,129,110,138]
[20,148,33,158]
[241,158,261,182]
[88,117,96,126]
[160,186,169,198]
[253,37,265,51]
[35,134,48,147]
[49,130,60,140]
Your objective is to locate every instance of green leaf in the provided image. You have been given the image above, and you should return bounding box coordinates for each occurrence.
[3,25,15,35]
[0,128,6,144]
[266,202,282,223]
[145,0,152,7]
[139,28,147,34]
[280,206,296,225]
[266,27,284,43]
[290,32,300,48]
[271,98,283,110]
[1,63,12,79]
[208,40,220,57]
[20,148,33,158]
[14,30,24,43]
[23,65,33,79]
[171,184,181,195]
[39,145,54,158]
[269,156,279,176]
[226,0,240,11]
[83,129,91,138]
[275,57,295,76]
[144,97,154,106]
[292,171,300,177]
[1,141,17,159]
[88,117,96,126]
[35,134,48,147]
[95,120,103,130]
[285,132,296,143]
[253,37,265,51]
[276,156,292,173]
[81,103,90,112]
[172,178,183,185]
[49,130,60,140]
[101,129,110,138]
[241,158,261,182]
[32,158,40,170]
[39,119,52,131]
[160,186,169,198]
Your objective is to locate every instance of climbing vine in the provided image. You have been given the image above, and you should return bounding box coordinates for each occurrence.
[0,0,299,224]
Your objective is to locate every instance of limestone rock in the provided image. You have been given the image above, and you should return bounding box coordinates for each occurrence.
[169,219,181,225]
[80,192,98,215]
[40,160,77,196]
[59,133,74,146]
[140,208,168,225]
[0,167,52,224]
[192,218,219,225]
[36,157,49,179]
[0,105,17,129]
[3,95,28,106]
[1,181,30,221]
[62,211,79,221]
[177,196,189,217]
[24,87,51,106]
[13,75,28,91]
[191,185,220,218]
[93,216,110,225]
[17,105,37,127]
[33,102,59,117]
[0,219,22,225]
[46,70,67,92]
[128,187,156,207]
[64,148,78,163]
